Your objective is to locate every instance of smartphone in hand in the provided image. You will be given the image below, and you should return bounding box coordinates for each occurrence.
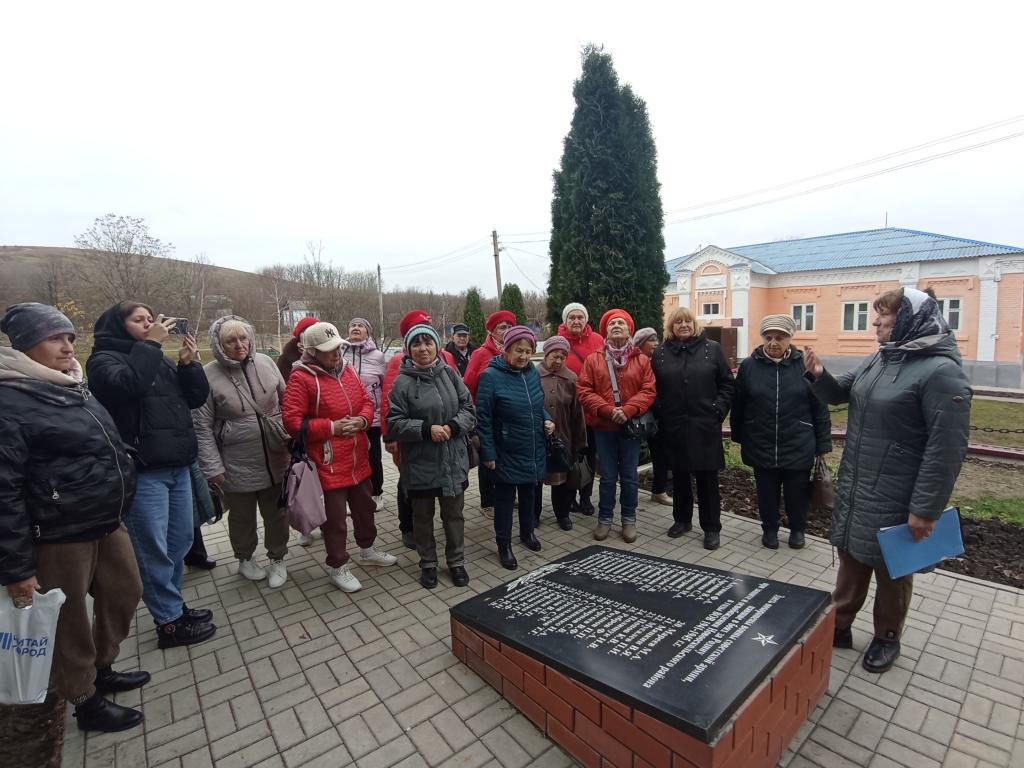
[168,318,190,336]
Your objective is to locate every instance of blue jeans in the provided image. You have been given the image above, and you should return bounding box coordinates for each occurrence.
[124,466,194,625]
[493,482,536,545]
[594,430,641,524]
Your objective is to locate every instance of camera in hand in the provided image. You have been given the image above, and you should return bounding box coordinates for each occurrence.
[168,318,190,336]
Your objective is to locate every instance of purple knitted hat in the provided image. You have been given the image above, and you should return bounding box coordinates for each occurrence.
[542,335,570,356]
[502,325,536,350]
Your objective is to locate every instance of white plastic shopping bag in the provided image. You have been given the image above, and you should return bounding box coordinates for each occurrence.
[0,588,66,704]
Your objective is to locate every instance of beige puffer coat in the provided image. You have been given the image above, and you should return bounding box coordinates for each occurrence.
[193,316,290,492]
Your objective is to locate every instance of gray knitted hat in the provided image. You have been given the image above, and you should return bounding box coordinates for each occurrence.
[1,303,76,351]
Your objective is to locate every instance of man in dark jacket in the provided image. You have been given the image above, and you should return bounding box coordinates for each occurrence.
[1,303,149,732]
[731,315,832,549]
[444,323,476,377]
[87,302,216,649]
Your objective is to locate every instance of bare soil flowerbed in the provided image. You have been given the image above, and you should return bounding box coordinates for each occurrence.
[718,466,1024,590]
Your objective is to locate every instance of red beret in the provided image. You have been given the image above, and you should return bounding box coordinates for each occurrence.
[599,308,635,336]
[399,310,432,336]
[292,316,320,339]
[486,310,516,331]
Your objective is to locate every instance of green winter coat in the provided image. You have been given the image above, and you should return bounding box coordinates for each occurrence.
[812,333,971,567]
[386,357,477,498]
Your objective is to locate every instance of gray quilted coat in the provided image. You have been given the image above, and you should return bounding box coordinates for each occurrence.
[386,357,477,497]
[193,316,290,492]
[812,333,971,567]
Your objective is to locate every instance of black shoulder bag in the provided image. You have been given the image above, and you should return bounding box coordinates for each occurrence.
[605,355,658,440]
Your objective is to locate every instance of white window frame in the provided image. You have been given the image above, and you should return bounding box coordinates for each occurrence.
[792,303,816,332]
[701,301,722,318]
[841,301,870,332]
[936,297,962,331]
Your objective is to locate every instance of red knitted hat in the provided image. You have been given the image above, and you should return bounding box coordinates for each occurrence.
[292,316,320,339]
[599,308,635,336]
[486,310,516,332]
[399,310,432,336]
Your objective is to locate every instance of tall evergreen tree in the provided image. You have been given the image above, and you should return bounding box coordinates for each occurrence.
[547,45,666,332]
[463,287,486,346]
[499,282,527,325]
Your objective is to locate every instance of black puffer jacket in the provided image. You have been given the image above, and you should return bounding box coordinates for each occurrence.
[86,306,210,470]
[813,333,971,566]
[651,335,736,472]
[0,350,136,585]
[730,346,831,469]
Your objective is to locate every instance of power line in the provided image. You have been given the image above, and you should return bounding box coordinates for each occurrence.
[380,238,490,272]
[663,113,1024,216]
[504,245,549,260]
[388,244,493,275]
[503,250,545,291]
[666,129,1024,226]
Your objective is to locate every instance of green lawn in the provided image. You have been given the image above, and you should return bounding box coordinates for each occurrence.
[950,496,1024,526]
[824,397,1024,449]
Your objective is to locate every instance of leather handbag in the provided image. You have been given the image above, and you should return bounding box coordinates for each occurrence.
[566,455,593,490]
[280,417,327,535]
[809,456,834,515]
[605,356,658,440]
[545,433,571,473]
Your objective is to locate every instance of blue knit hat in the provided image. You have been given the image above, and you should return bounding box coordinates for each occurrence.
[404,323,441,351]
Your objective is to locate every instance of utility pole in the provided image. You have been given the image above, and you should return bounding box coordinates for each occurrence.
[376,264,385,347]
[492,229,503,299]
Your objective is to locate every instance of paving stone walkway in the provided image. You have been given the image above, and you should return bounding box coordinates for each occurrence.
[61,463,1024,768]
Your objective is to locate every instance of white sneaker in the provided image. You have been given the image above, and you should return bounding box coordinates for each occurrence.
[328,564,362,592]
[297,533,314,546]
[357,547,397,567]
[372,494,386,511]
[238,558,267,581]
[267,560,287,588]
[651,492,673,506]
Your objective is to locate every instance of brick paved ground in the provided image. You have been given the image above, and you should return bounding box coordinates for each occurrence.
[61,463,1024,768]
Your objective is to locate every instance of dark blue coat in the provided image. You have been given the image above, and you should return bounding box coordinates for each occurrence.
[476,356,549,485]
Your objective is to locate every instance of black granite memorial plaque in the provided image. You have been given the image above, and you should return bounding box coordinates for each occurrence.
[451,545,831,742]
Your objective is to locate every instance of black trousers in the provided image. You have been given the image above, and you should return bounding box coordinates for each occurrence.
[367,427,384,497]
[397,479,413,534]
[753,467,810,533]
[494,482,535,544]
[533,483,574,522]
[672,469,721,533]
[186,526,207,559]
[573,426,597,505]
[649,434,670,495]
[478,462,496,508]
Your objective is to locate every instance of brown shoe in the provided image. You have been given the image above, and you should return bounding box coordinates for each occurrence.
[621,523,637,543]
[593,522,611,541]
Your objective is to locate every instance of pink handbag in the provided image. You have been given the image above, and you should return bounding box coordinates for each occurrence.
[281,417,326,535]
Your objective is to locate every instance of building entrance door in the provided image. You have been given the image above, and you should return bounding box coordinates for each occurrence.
[703,326,738,369]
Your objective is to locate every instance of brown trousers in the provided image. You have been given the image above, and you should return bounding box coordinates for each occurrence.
[34,526,142,701]
[833,548,914,641]
[224,484,288,561]
[411,494,465,570]
[322,480,377,567]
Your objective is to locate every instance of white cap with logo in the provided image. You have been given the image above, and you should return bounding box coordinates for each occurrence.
[302,322,346,352]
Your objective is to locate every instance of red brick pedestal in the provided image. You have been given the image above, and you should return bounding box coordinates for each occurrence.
[451,606,834,768]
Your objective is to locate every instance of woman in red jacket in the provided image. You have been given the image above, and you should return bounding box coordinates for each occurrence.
[577,309,656,543]
[282,322,397,593]
[557,303,604,515]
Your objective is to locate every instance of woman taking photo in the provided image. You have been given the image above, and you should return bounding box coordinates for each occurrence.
[534,335,587,531]
[1,304,147,733]
[731,315,831,550]
[282,322,397,593]
[87,302,216,648]
[386,322,476,589]
[577,309,655,543]
[476,325,554,570]
[651,307,735,550]
[805,287,970,673]
[193,315,290,587]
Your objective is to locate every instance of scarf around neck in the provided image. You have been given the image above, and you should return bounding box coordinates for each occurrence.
[605,338,633,369]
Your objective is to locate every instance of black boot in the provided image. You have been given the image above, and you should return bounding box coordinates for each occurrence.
[762,530,779,549]
[788,531,806,549]
[556,516,573,531]
[497,543,518,570]
[833,626,853,649]
[862,637,901,673]
[157,616,217,649]
[520,532,542,552]
[95,666,151,694]
[184,552,217,570]
[74,692,144,733]
[578,499,595,516]
[401,530,416,549]
[703,531,720,550]
[449,565,470,587]
[668,521,692,538]
[419,568,438,589]
[182,604,213,624]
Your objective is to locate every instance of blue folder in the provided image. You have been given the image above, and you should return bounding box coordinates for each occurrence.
[877,508,965,579]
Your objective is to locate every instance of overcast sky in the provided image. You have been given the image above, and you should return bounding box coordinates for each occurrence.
[2,1,1022,296]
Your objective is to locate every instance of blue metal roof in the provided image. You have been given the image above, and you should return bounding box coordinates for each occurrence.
[664,228,1024,279]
